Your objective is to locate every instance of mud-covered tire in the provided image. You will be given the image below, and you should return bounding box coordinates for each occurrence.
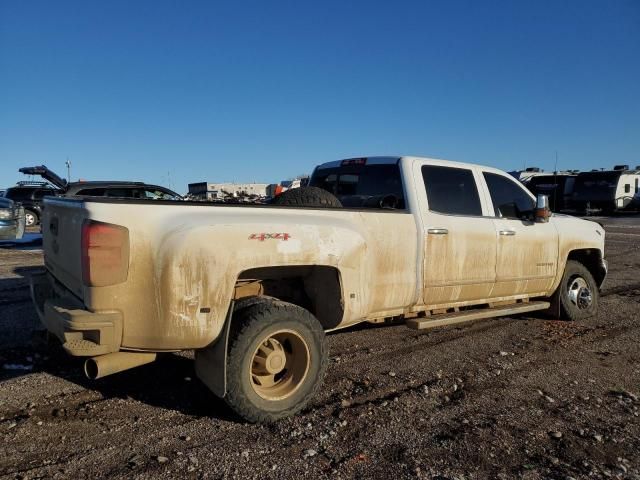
[272,186,342,208]
[551,260,599,321]
[24,209,39,226]
[225,299,328,423]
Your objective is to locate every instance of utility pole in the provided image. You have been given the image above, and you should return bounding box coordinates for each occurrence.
[65,158,72,182]
[553,151,559,212]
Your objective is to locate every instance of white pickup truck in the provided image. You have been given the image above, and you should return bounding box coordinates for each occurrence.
[32,156,607,422]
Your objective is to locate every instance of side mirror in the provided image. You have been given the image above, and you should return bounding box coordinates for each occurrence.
[534,194,551,223]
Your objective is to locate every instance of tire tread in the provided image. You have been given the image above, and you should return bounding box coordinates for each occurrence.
[553,260,599,321]
[225,300,328,423]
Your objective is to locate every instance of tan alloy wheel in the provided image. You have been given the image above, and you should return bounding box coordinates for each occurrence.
[249,329,310,401]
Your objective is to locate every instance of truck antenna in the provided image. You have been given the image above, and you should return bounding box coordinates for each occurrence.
[553,151,558,211]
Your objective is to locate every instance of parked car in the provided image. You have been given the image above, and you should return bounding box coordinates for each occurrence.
[32,155,607,422]
[4,182,60,226]
[64,181,182,200]
[0,197,25,241]
[11,165,183,226]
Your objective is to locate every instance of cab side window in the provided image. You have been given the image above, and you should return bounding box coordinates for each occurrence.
[422,165,482,216]
[483,172,534,218]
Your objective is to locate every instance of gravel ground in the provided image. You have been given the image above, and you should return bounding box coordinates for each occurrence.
[0,218,639,479]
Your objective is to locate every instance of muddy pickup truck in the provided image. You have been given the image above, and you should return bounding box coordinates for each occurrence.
[31,156,607,422]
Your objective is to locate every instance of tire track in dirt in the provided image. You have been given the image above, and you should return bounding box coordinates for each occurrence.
[328,316,521,361]
[314,298,639,417]
[601,282,640,297]
[0,394,216,478]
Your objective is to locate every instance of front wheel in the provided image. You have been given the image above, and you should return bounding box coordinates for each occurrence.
[552,260,599,321]
[225,299,328,422]
[24,209,38,226]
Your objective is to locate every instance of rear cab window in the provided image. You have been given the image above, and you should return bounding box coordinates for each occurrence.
[309,158,406,209]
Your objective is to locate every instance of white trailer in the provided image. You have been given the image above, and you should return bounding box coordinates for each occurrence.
[571,165,640,212]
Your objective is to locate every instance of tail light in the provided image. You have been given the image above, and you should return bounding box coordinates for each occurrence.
[81,221,130,287]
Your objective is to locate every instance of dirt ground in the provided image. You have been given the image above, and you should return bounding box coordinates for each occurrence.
[1,218,639,480]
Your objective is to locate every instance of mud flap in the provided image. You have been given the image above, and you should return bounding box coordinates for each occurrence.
[194,302,234,398]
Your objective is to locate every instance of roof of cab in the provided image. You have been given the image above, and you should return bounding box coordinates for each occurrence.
[316,155,509,176]
[316,156,401,169]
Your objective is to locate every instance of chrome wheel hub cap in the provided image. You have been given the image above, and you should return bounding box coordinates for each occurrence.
[568,277,592,310]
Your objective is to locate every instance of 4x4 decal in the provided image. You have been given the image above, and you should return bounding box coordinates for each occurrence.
[249,233,291,241]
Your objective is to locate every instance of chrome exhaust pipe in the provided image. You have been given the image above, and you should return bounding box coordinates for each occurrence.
[84,352,157,380]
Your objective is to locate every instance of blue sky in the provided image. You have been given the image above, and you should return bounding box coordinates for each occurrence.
[1,0,639,193]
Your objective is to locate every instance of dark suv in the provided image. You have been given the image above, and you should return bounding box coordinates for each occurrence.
[11,166,183,225]
[4,182,61,226]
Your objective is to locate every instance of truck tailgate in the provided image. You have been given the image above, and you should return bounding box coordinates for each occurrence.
[42,197,89,300]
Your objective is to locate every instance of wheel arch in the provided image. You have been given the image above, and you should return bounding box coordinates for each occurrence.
[566,248,606,288]
[196,274,338,402]
[233,264,345,330]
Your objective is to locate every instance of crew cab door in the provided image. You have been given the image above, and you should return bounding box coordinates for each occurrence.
[480,171,559,296]
[416,162,497,305]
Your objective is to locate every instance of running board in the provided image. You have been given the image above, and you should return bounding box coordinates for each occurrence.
[405,301,550,330]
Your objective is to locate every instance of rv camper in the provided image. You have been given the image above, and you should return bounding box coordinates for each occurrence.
[570,165,640,213]
[508,167,546,184]
[525,173,578,212]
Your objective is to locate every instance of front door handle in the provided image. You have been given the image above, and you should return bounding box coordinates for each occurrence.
[499,230,516,236]
[427,228,448,235]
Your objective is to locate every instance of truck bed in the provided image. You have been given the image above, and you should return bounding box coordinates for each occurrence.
[41,195,419,351]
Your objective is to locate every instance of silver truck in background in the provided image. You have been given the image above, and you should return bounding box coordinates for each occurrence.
[0,197,25,241]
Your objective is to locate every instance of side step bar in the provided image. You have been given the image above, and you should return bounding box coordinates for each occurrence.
[406,301,550,330]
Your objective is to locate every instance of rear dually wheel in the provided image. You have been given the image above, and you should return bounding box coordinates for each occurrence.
[224,299,328,423]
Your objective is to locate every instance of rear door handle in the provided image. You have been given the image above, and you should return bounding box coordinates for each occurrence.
[499,230,516,236]
[427,228,448,235]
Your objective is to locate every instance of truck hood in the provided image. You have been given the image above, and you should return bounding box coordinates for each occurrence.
[19,165,68,189]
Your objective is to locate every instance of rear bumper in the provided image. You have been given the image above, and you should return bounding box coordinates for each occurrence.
[30,272,122,356]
